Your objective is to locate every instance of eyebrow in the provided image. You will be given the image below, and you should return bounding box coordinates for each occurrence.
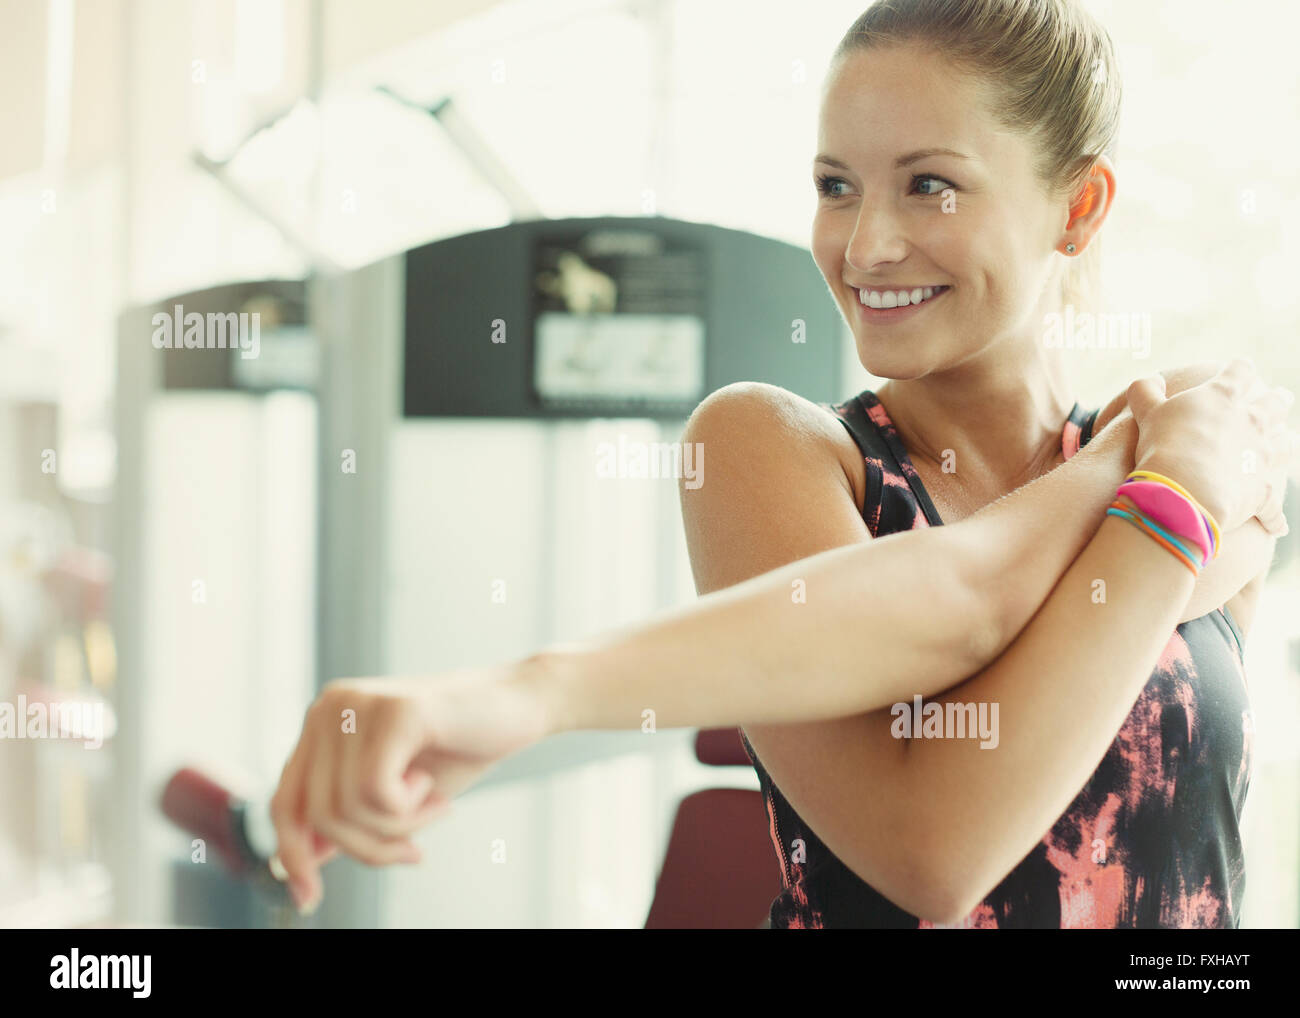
[813,148,973,169]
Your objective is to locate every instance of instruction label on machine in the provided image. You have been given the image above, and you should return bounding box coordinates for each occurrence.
[531,230,706,414]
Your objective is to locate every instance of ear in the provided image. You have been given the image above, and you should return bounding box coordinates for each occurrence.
[1059,154,1116,256]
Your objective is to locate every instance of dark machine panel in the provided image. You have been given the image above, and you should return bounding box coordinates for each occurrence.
[403,217,842,418]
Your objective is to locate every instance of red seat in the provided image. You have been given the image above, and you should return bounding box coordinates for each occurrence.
[643,728,782,929]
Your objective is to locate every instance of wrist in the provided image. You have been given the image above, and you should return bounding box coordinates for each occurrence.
[1128,453,1225,534]
[1108,488,1209,574]
[1103,504,1202,583]
[503,645,586,738]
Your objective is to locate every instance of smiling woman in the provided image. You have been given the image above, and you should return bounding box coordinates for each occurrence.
[811,40,1116,382]
[824,0,1118,314]
[727,0,1280,929]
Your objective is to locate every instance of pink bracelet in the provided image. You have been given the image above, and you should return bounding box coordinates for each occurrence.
[1115,480,1214,567]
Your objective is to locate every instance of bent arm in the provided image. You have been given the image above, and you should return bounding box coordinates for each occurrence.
[525,383,1261,735]
[903,512,1237,920]
[743,509,1198,923]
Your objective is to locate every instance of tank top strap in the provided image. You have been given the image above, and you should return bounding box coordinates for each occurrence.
[1063,400,1100,460]
[822,391,934,535]
[824,390,1102,535]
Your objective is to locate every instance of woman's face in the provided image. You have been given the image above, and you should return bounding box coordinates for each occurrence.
[811,44,1068,380]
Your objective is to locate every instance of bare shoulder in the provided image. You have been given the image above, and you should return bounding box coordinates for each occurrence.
[681,381,866,513]
[678,381,871,595]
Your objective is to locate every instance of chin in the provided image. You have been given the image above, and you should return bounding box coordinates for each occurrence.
[854,343,929,381]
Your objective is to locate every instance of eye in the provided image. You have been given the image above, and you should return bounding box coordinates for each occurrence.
[912,175,955,196]
[815,173,850,199]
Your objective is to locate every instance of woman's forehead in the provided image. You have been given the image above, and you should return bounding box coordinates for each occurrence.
[818,50,1027,173]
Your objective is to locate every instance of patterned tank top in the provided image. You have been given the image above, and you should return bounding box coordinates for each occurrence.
[741,389,1254,928]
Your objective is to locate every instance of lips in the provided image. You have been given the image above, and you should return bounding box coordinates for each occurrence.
[855,285,950,309]
[850,284,951,322]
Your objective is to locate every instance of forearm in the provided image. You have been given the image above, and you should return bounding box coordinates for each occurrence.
[897,511,1196,919]
[521,523,993,734]
[969,411,1267,649]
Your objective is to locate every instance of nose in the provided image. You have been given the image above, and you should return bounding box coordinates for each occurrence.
[845,199,909,275]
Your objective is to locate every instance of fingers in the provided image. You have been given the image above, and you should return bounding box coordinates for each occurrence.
[1285,428,1300,471]
[1250,470,1287,534]
[271,694,440,915]
[1214,357,1258,395]
[305,713,425,868]
[269,728,323,913]
[1249,384,1293,428]
[344,719,449,839]
[336,709,450,843]
[1255,498,1288,537]
[1251,422,1298,535]
[309,829,340,868]
[1159,360,1224,396]
[1126,373,1167,422]
[272,677,499,905]
[1243,389,1295,481]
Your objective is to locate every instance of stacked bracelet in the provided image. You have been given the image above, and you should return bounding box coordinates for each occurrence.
[1105,470,1222,576]
[1107,501,1201,576]
[1114,481,1214,566]
[1121,470,1221,562]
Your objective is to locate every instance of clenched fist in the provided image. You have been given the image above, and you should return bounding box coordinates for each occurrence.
[269,663,555,913]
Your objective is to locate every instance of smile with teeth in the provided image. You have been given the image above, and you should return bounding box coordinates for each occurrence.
[857,285,950,309]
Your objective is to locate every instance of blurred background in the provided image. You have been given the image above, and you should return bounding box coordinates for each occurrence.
[0,0,1296,929]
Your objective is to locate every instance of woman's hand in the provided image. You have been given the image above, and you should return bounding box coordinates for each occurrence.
[1125,358,1296,535]
[1096,361,1271,432]
[269,663,554,913]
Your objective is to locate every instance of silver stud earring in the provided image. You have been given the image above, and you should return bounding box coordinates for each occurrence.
[1065,243,1077,254]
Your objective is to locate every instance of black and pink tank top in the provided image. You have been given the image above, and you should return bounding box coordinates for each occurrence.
[741,389,1254,928]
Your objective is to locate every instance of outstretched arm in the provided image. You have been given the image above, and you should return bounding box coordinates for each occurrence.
[268,366,1290,911]
[530,378,1276,733]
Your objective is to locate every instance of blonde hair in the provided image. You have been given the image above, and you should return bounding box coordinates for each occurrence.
[832,0,1122,312]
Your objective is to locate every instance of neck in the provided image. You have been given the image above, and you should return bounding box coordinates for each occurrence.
[875,344,1074,493]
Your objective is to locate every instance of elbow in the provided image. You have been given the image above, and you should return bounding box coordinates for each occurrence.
[905,853,984,926]
[858,794,998,924]
[915,882,985,926]
[909,822,1015,922]
[850,833,985,925]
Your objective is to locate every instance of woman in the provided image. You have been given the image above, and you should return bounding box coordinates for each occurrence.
[268,0,1296,926]
[714,0,1285,929]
